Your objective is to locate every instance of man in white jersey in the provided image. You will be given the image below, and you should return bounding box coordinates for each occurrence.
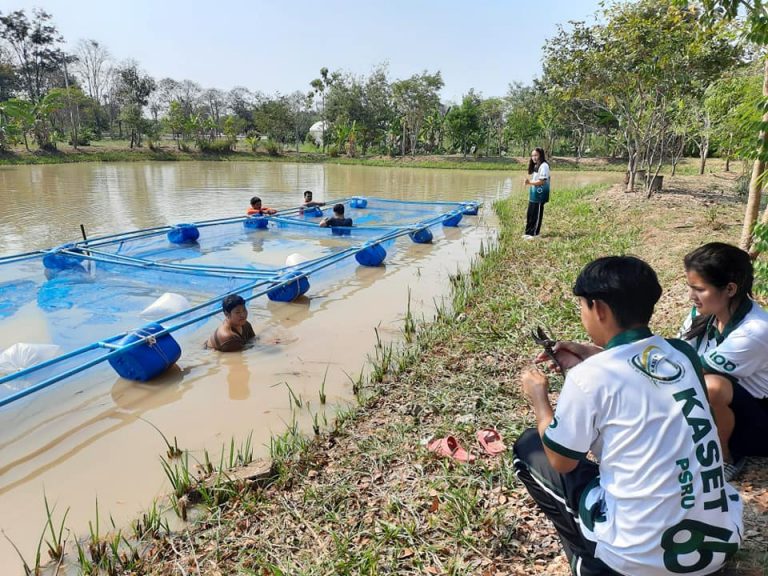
[513,256,742,576]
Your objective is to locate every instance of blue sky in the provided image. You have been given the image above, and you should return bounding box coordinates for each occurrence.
[5,0,604,102]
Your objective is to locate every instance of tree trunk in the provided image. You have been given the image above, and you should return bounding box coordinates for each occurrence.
[740,56,768,252]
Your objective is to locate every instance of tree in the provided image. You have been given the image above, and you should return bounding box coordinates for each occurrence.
[505,83,542,156]
[115,62,155,148]
[676,0,768,252]
[705,68,762,172]
[0,9,66,102]
[445,92,483,156]
[310,67,334,152]
[73,39,112,105]
[391,71,443,156]
[542,0,740,195]
[227,86,256,132]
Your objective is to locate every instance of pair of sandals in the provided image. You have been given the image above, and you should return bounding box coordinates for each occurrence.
[427,428,506,463]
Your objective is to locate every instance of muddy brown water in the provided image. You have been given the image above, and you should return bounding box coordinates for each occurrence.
[0,161,620,572]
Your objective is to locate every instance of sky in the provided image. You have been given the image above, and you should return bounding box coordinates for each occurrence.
[3,0,605,103]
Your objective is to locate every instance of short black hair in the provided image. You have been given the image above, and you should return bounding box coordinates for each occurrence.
[250,196,261,206]
[333,203,344,215]
[573,256,661,328]
[222,294,246,314]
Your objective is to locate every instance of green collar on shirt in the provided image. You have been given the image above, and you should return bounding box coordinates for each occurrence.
[604,327,653,350]
[706,299,753,344]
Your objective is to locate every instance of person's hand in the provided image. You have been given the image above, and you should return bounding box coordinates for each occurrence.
[520,367,549,402]
[524,178,531,186]
[534,341,601,372]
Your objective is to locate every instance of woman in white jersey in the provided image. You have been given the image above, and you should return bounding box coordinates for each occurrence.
[514,256,742,576]
[523,147,550,239]
[682,242,768,480]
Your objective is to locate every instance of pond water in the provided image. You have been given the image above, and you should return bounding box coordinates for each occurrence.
[0,161,621,572]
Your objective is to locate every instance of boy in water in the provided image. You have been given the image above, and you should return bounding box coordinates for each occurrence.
[319,203,353,228]
[513,256,742,576]
[205,294,255,352]
[247,196,277,216]
[302,190,325,208]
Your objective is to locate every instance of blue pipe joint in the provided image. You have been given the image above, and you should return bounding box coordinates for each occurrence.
[350,196,368,209]
[108,322,181,382]
[409,227,433,244]
[355,242,387,267]
[304,206,324,217]
[167,223,200,244]
[267,271,310,302]
[42,246,87,272]
[243,216,269,230]
[462,202,479,215]
[442,211,463,227]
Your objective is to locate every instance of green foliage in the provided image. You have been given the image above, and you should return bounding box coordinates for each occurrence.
[445,91,483,156]
[264,138,281,156]
[197,138,234,153]
[754,222,768,298]
[542,0,741,185]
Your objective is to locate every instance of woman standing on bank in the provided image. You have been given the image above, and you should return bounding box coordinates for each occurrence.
[523,147,550,239]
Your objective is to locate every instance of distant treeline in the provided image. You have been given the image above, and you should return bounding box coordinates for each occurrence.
[0,2,762,187]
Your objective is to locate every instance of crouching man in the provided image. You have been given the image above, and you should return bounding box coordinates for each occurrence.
[513,256,742,576]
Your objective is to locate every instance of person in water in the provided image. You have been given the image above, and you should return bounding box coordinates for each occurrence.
[302,190,325,208]
[247,196,277,216]
[320,203,353,227]
[205,294,255,352]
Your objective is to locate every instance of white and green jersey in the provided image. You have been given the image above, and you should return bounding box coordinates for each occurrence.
[681,300,768,399]
[543,328,742,576]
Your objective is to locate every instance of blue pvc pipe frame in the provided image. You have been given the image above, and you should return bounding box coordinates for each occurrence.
[0,198,477,408]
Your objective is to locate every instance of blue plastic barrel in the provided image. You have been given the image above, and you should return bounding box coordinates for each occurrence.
[267,271,310,302]
[409,228,433,244]
[462,202,479,215]
[350,197,368,209]
[108,322,181,381]
[243,216,269,230]
[167,224,200,244]
[331,226,352,236]
[42,248,87,273]
[304,206,324,218]
[442,212,463,227]
[355,242,387,267]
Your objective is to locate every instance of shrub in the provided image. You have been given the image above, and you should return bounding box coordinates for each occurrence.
[735,173,750,199]
[264,139,281,156]
[328,144,339,158]
[198,139,234,153]
[68,128,93,146]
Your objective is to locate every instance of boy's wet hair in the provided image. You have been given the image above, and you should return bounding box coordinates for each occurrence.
[333,203,345,215]
[573,256,661,328]
[250,196,261,206]
[222,294,246,314]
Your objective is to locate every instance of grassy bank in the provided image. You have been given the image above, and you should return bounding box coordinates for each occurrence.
[0,141,735,175]
[41,173,752,575]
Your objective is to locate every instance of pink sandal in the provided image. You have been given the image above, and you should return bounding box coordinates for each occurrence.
[477,428,506,456]
[427,435,476,463]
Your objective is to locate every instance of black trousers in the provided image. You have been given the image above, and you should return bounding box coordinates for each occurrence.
[512,429,622,576]
[525,201,545,236]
